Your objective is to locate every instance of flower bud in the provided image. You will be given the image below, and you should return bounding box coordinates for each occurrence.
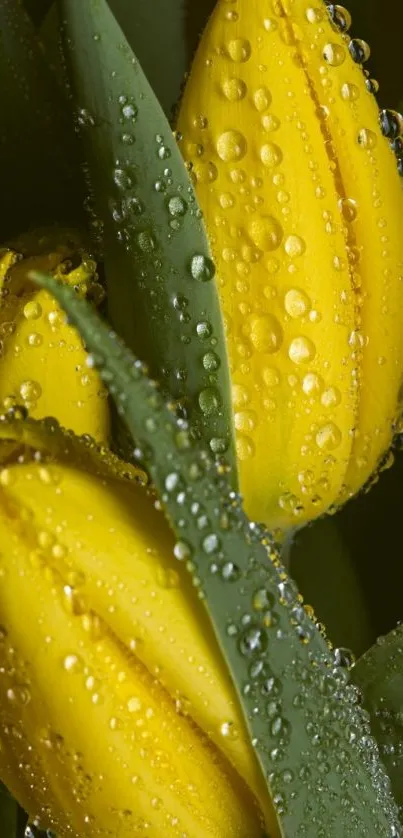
[0,438,275,836]
[177,0,403,527]
[0,229,109,443]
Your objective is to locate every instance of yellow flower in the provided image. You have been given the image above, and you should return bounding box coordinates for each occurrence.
[177,0,403,527]
[0,421,276,838]
[0,229,109,443]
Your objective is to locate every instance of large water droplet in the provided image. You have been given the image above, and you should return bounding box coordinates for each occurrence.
[216,130,247,162]
[288,337,316,364]
[227,38,252,62]
[190,254,216,282]
[221,77,247,101]
[316,422,342,450]
[284,288,310,318]
[323,43,346,66]
[260,143,283,168]
[249,315,283,353]
[247,216,283,251]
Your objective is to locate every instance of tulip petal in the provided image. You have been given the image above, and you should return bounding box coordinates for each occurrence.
[0,461,271,836]
[0,233,110,444]
[177,0,403,526]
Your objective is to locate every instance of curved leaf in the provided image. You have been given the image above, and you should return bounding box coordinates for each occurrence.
[59,0,237,480]
[32,272,401,838]
[0,0,83,239]
[352,625,403,816]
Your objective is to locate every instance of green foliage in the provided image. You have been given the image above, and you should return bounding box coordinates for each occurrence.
[59,0,237,480]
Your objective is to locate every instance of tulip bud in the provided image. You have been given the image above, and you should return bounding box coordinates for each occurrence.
[0,229,109,443]
[177,0,403,527]
[0,442,275,836]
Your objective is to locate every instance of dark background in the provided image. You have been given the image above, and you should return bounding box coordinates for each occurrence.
[185,0,403,656]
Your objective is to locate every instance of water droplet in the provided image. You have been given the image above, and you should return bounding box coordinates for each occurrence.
[220,720,239,739]
[316,422,342,450]
[198,387,220,414]
[321,387,341,407]
[19,380,42,402]
[239,625,268,656]
[23,301,42,320]
[236,434,255,460]
[357,128,377,149]
[227,38,252,62]
[247,216,283,251]
[221,562,240,582]
[284,235,306,258]
[202,351,220,371]
[284,288,310,318]
[113,167,133,189]
[137,230,156,252]
[167,195,188,217]
[249,315,283,353]
[190,254,216,282]
[260,143,283,168]
[349,38,370,64]
[253,87,272,112]
[339,197,358,222]
[379,109,403,140]
[323,43,346,66]
[221,77,247,101]
[202,533,220,554]
[340,82,360,101]
[217,130,247,162]
[196,320,212,339]
[63,654,82,673]
[174,540,192,561]
[253,588,275,611]
[288,336,316,364]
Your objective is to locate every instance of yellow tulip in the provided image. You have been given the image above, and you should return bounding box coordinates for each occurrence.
[0,421,276,838]
[177,0,403,527]
[0,228,109,443]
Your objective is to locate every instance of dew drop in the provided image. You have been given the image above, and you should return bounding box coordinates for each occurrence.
[249,315,283,354]
[316,422,342,450]
[323,43,346,66]
[221,77,247,101]
[321,387,341,407]
[284,288,310,318]
[260,143,283,168]
[190,254,216,282]
[339,197,358,222]
[357,128,377,149]
[20,380,42,402]
[239,625,268,656]
[340,82,360,101]
[167,195,188,217]
[227,38,252,62]
[236,435,255,460]
[289,337,316,365]
[284,235,306,258]
[217,130,247,162]
[198,387,220,414]
[63,654,82,673]
[349,38,370,64]
[247,216,283,251]
[253,87,272,112]
[23,301,42,320]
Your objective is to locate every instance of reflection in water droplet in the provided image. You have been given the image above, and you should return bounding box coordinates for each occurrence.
[199,387,220,414]
[216,130,247,162]
[340,82,360,102]
[339,197,358,222]
[236,434,255,460]
[357,129,377,150]
[190,254,215,282]
[321,387,341,407]
[323,43,346,66]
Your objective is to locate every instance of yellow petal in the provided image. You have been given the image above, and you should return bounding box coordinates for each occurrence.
[0,458,276,837]
[0,230,110,444]
[177,0,403,527]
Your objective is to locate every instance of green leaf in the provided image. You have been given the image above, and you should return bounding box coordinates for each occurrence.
[107,0,188,119]
[0,783,18,837]
[0,0,83,240]
[351,625,403,817]
[59,0,237,480]
[32,271,401,838]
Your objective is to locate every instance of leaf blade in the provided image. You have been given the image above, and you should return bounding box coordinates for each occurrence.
[59,0,237,479]
[32,271,401,838]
